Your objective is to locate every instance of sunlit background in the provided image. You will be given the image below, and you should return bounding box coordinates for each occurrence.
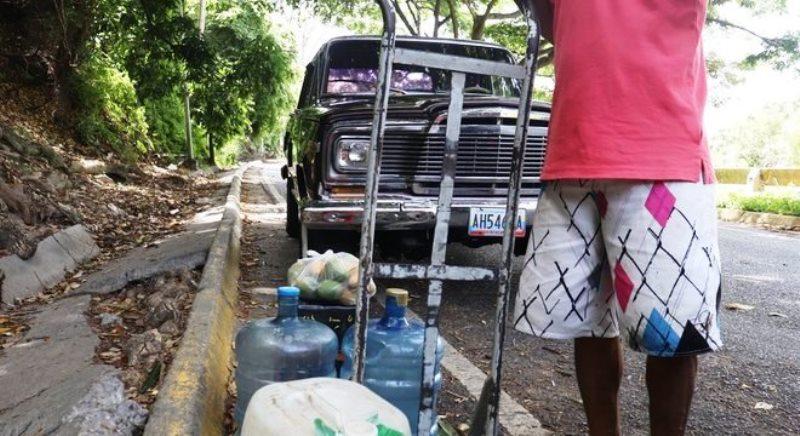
[275,0,800,170]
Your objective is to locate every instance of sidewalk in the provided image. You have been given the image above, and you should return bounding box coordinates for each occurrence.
[0,168,237,435]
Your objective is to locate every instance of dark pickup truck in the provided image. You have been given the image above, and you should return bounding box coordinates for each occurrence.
[282,35,550,258]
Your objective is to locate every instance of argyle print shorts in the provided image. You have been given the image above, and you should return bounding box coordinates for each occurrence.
[514,179,723,356]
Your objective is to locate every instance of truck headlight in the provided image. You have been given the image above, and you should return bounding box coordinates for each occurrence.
[334,138,370,171]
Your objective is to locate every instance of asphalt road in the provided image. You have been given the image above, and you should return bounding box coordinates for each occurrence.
[256,161,800,435]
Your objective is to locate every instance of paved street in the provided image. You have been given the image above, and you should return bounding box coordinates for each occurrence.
[253,161,799,435]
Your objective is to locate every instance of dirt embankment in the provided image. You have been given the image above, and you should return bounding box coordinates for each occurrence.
[0,83,216,345]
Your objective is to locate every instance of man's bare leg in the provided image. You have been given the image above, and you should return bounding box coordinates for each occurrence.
[647,355,698,436]
[575,337,623,436]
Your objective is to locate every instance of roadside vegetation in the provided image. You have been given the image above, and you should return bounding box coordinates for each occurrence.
[2,0,797,168]
[1,0,296,166]
[719,192,800,217]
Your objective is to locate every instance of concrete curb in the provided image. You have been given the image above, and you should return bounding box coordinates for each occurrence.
[0,224,100,305]
[144,172,243,436]
[718,208,800,231]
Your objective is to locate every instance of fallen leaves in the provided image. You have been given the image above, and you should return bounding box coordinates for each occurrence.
[725,302,755,312]
[754,401,774,411]
[0,313,31,349]
[1,99,219,282]
[89,269,201,408]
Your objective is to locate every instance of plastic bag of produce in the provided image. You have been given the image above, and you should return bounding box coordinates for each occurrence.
[288,250,376,305]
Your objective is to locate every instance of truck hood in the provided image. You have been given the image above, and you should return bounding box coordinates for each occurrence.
[318,94,551,125]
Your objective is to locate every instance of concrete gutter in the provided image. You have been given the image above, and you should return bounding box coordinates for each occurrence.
[145,173,243,436]
[718,208,800,231]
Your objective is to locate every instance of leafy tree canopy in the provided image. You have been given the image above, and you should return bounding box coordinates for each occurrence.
[0,0,296,164]
[291,0,799,73]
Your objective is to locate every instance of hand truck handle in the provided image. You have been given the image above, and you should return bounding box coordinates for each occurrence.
[351,0,398,386]
[356,3,542,436]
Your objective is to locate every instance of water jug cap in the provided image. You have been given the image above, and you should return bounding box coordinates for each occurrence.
[277,286,300,297]
[385,288,409,307]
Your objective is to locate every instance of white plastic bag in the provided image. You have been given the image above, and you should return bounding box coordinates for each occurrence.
[288,250,376,305]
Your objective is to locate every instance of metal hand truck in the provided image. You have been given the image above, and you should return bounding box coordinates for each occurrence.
[352,1,541,435]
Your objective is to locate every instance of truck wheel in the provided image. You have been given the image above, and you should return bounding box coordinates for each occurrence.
[285,179,300,238]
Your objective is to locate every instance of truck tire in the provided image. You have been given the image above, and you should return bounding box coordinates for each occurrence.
[285,179,300,238]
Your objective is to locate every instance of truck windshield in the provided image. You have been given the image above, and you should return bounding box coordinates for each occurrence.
[324,39,520,97]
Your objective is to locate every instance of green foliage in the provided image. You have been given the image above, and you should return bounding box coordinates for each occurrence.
[7,0,794,167]
[142,93,206,157]
[193,2,296,162]
[483,22,528,57]
[483,21,555,72]
[142,94,185,155]
[721,193,800,216]
[291,0,507,39]
[66,0,296,164]
[299,0,798,75]
[216,137,245,167]
[72,55,151,161]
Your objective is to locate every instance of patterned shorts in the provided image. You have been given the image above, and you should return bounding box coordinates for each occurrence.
[513,180,723,356]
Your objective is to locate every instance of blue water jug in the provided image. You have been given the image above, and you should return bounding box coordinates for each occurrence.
[342,288,444,435]
[234,286,338,425]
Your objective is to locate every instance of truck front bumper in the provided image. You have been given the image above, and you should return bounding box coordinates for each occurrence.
[301,197,539,231]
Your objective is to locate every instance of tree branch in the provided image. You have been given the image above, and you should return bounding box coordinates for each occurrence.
[391,0,418,35]
[465,0,479,18]
[405,0,421,34]
[488,10,521,20]
[708,17,788,48]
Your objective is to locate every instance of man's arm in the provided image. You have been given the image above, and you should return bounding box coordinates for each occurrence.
[528,0,554,43]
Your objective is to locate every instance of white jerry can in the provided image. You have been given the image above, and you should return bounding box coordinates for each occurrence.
[241,377,412,436]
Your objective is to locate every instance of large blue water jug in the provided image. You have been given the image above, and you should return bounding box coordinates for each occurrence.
[342,288,444,435]
[234,286,338,425]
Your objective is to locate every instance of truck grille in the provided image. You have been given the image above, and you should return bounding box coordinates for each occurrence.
[380,131,546,179]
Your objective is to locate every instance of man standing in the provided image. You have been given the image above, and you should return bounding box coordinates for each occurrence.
[515,1,722,435]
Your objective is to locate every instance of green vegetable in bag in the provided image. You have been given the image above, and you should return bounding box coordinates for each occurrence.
[317,279,345,301]
[294,276,319,300]
[288,260,308,283]
[324,255,356,282]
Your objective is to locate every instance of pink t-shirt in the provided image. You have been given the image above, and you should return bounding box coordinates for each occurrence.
[542,0,713,183]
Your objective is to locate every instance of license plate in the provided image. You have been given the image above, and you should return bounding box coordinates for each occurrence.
[468,208,526,237]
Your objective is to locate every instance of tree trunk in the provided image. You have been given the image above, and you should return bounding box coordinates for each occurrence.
[471,16,487,40]
[182,86,195,167]
[433,0,441,37]
[447,0,459,38]
[199,0,206,33]
[51,49,76,125]
[470,0,498,40]
[207,133,215,166]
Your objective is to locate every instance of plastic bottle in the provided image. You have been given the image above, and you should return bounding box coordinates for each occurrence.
[342,288,444,435]
[241,377,411,436]
[234,286,338,426]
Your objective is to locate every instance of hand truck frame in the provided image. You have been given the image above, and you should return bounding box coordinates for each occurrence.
[351,2,541,435]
